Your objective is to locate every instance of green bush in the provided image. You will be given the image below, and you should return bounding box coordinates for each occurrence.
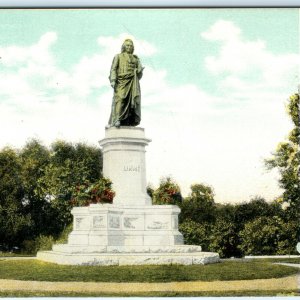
[55,224,73,244]
[208,218,242,258]
[180,183,216,224]
[70,178,115,206]
[152,177,182,205]
[179,219,211,250]
[22,235,54,254]
[238,216,298,255]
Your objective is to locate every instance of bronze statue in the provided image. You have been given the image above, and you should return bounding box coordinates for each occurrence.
[108,39,144,127]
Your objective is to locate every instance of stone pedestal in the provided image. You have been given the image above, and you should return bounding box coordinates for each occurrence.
[37,127,219,265]
[99,127,151,206]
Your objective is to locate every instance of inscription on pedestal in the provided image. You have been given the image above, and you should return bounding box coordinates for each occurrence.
[109,215,120,228]
[93,216,105,228]
[123,165,141,172]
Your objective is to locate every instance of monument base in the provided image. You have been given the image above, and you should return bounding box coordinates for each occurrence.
[37,247,219,266]
[36,203,219,265]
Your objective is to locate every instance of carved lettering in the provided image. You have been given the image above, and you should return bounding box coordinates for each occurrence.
[123,165,141,172]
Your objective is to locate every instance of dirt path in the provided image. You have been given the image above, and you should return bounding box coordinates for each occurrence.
[0,275,298,294]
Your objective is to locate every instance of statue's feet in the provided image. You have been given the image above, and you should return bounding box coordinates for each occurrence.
[115,121,121,128]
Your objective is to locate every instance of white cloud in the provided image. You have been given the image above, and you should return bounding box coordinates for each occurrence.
[201,20,299,93]
[201,20,241,42]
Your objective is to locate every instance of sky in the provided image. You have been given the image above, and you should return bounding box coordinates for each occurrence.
[0,8,299,203]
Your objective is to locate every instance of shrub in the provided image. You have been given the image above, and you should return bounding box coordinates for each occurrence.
[180,183,216,224]
[22,235,54,254]
[208,218,242,258]
[152,177,182,205]
[179,219,211,250]
[70,177,115,206]
[238,216,298,255]
[55,224,73,244]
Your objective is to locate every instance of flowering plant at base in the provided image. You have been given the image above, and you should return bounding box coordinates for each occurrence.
[152,177,182,205]
[70,177,115,206]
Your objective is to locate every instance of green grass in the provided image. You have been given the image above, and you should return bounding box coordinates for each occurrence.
[0,259,298,282]
[0,252,34,257]
[0,290,299,297]
[269,257,300,264]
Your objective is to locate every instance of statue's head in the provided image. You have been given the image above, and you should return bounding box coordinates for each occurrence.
[121,39,134,54]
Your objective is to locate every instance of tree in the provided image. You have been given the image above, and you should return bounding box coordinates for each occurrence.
[233,197,280,232]
[39,140,103,234]
[265,93,300,220]
[179,219,211,250]
[179,183,216,224]
[19,140,52,239]
[239,216,298,255]
[0,139,103,250]
[208,218,242,258]
[0,147,31,249]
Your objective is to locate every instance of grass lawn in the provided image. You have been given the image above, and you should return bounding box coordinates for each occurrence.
[0,253,34,257]
[0,290,299,297]
[0,258,298,282]
[263,257,300,264]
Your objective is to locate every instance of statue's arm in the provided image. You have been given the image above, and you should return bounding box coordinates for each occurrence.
[136,57,144,80]
[109,55,119,88]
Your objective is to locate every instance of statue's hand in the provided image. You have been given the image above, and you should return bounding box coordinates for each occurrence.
[111,81,116,88]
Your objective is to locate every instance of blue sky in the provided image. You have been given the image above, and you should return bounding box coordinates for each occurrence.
[0,9,299,203]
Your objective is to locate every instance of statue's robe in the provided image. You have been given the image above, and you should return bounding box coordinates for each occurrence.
[108,52,143,126]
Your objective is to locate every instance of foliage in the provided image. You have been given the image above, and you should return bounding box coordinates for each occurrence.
[22,235,54,254]
[265,93,300,220]
[146,184,154,199]
[37,140,103,230]
[179,219,211,250]
[208,218,242,258]
[180,183,216,224]
[239,216,298,255]
[0,148,32,250]
[233,197,282,232]
[0,139,103,250]
[55,224,73,244]
[70,178,115,206]
[152,177,182,205]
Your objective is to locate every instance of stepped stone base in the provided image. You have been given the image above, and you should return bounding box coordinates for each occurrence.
[36,203,220,266]
[37,246,220,266]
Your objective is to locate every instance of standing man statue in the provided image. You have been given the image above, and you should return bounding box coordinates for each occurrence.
[108,39,144,127]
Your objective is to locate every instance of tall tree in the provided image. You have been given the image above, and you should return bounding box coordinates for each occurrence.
[40,140,103,234]
[0,148,31,249]
[20,140,51,239]
[0,139,103,249]
[265,92,300,221]
[179,183,216,224]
